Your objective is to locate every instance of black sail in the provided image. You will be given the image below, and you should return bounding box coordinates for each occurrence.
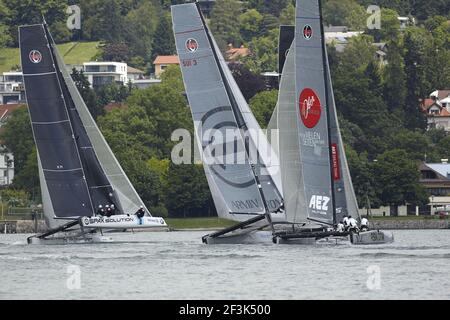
[20,24,120,218]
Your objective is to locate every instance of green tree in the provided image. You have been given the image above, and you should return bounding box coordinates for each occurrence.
[239,9,264,42]
[125,1,159,62]
[323,0,366,29]
[403,27,432,129]
[242,29,278,74]
[383,40,407,120]
[279,2,295,25]
[373,149,428,206]
[249,90,278,128]
[388,129,431,161]
[0,107,33,177]
[166,163,213,217]
[229,62,266,101]
[209,0,243,50]
[247,0,290,17]
[3,0,67,45]
[151,12,176,60]
[71,69,101,119]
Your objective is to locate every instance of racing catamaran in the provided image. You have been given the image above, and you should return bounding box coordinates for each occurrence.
[173,1,393,245]
[20,23,167,244]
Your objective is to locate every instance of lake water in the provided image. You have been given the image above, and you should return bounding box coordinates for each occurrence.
[0,230,449,300]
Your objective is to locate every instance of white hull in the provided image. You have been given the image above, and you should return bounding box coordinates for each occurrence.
[28,233,114,245]
[80,215,167,230]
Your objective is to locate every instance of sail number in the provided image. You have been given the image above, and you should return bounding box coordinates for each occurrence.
[182,59,197,67]
[370,232,385,242]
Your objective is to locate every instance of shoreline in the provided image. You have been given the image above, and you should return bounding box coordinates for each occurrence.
[1,218,449,234]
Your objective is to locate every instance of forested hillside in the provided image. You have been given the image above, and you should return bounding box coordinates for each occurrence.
[0,0,449,216]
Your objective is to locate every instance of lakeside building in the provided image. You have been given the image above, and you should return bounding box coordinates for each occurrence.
[83,62,128,89]
[420,162,450,214]
[0,104,20,186]
[0,72,25,105]
[153,55,180,78]
[421,89,450,132]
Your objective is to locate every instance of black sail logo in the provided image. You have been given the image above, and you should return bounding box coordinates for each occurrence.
[303,25,313,40]
[201,106,255,189]
[29,50,42,64]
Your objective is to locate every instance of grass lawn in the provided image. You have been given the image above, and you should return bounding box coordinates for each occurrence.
[166,217,235,229]
[0,41,101,73]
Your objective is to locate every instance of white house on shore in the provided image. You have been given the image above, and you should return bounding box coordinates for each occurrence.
[422,90,450,132]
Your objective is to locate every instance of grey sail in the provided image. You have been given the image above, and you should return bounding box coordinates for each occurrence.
[20,24,94,218]
[295,0,334,225]
[278,42,308,224]
[210,27,284,214]
[172,3,265,220]
[324,45,360,222]
[51,33,149,215]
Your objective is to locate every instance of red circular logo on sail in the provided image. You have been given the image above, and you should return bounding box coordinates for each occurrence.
[29,50,42,64]
[186,38,199,53]
[303,25,313,39]
[299,88,321,128]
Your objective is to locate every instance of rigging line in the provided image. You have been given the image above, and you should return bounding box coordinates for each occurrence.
[43,168,83,172]
[23,71,57,77]
[32,120,70,125]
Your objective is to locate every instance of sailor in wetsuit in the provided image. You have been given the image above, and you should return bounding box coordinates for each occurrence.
[360,217,369,231]
[105,205,112,217]
[97,205,105,216]
[135,206,145,225]
[348,215,359,233]
[343,215,350,231]
[336,221,345,233]
[110,204,116,216]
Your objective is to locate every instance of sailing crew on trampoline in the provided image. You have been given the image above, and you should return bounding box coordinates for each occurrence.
[105,204,112,217]
[97,205,105,216]
[348,215,359,232]
[343,215,350,231]
[360,217,369,231]
[336,221,345,232]
[136,206,145,225]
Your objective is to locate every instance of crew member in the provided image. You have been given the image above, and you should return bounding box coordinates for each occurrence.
[348,215,359,233]
[110,204,116,216]
[360,217,369,231]
[97,205,105,216]
[105,204,112,217]
[343,215,350,231]
[336,221,345,233]
[135,206,145,225]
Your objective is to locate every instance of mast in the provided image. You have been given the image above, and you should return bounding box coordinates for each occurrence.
[318,0,337,226]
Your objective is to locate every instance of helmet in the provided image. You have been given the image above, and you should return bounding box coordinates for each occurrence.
[140,206,144,209]
[111,204,115,208]
[98,205,103,208]
[105,205,110,208]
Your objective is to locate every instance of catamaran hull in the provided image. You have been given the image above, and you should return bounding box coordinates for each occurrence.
[350,230,394,245]
[203,230,274,245]
[80,215,167,230]
[28,234,114,245]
